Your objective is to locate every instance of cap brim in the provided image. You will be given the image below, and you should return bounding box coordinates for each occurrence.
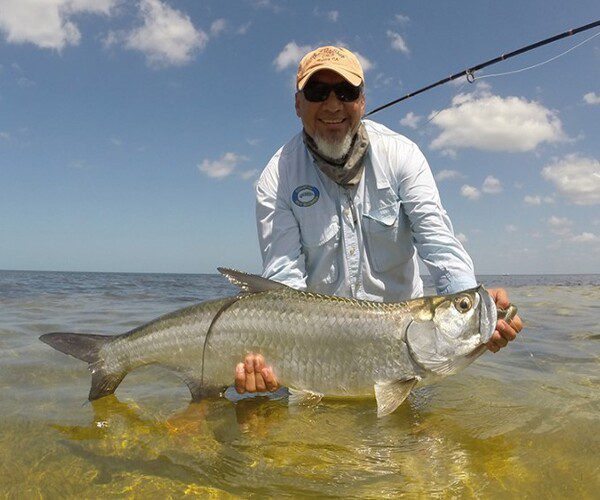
[297,66,363,90]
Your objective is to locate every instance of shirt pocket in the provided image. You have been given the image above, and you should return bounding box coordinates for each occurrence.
[299,215,340,285]
[363,200,414,272]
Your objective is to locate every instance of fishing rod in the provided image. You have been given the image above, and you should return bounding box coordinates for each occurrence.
[365,19,600,117]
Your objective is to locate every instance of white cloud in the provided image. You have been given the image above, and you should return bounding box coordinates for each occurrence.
[456,232,467,244]
[440,149,457,159]
[583,92,600,105]
[313,8,339,22]
[353,51,373,72]
[429,88,565,153]
[524,195,541,205]
[198,152,248,179]
[121,0,208,68]
[547,215,572,236]
[327,10,339,22]
[274,41,313,71]
[387,30,409,54]
[524,194,553,205]
[541,154,600,205]
[250,0,282,12]
[0,132,10,141]
[461,185,481,200]
[373,73,394,88]
[17,76,35,87]
[571,232,599,243]
[237,21,252,35]
[240,169,259,180]
[505,224,518,233]
[0,0,117,50]
[434,169,463,182]
[482,175,502,194]
[210,18,226,37]
[399,112,421,129]
[395,14,410,24]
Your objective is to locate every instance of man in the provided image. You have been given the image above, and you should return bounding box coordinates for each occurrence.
[234,46,522,394]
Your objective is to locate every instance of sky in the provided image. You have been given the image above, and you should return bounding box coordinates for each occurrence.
[0,0,598,275]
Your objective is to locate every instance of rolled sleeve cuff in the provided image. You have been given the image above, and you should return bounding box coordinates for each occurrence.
[436,274,478,295]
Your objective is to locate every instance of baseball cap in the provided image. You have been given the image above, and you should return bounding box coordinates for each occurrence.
[296,46,364,90]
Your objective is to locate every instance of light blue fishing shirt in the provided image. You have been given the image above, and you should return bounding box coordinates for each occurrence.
[256,120,476,302]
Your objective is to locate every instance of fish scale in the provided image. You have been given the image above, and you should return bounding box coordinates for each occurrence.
[200,291,417,395]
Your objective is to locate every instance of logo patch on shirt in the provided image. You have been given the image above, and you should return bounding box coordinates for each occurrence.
[292,185,320,207]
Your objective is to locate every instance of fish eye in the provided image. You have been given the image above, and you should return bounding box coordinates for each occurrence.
[453,295,472,313]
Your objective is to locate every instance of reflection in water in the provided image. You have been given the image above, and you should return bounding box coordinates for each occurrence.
[0,271,599,496]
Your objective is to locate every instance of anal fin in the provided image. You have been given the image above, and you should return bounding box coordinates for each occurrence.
[181,374,222,402]
[374,379,417,417]
[288,388,323,406]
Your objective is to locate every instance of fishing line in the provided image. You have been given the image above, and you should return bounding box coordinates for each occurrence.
[365,19,600,117]
[415,29,600,131]
[476,30,600,80]
[417,80,468,130]
[416,31,600,130]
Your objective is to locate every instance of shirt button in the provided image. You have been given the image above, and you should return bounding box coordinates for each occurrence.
[349,247,356,256]
[344,208,352,219]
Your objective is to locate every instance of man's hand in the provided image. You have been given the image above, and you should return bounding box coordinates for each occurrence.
[487,288,523,353]
[235,353,279,394]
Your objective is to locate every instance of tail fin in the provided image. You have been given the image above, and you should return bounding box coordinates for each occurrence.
[39,332,126,400]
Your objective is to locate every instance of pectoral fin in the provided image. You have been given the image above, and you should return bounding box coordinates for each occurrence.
[374,379,417,417]
[288,388,323,406]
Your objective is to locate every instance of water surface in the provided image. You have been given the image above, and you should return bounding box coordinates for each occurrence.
[1,271,598,497]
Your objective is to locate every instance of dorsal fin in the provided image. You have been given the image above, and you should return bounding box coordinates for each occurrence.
[217,268,292,293]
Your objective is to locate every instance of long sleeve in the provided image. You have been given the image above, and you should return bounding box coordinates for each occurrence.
[255,155,308,289]
[397,144,477,294]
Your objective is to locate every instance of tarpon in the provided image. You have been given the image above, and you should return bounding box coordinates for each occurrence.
[40,268,516,417]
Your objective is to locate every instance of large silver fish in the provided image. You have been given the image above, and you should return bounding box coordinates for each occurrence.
[40,268,515,417]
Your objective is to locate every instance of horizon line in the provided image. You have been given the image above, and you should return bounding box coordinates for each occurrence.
[1,268,598,277]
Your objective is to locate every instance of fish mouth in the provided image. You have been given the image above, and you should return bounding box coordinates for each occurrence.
[477,286,497,344]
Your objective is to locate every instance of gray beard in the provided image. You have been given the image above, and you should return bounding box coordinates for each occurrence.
[312,132,353,161]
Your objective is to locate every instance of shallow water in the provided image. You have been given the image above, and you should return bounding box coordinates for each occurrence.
[1,271,599,497]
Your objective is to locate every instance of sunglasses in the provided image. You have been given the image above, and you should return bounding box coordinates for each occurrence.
[302,81,363,103]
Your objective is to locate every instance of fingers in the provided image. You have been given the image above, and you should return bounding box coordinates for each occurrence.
[498,319,518,341]
[487,331,508,353]
[487,314,523,353]
[510,314,523,333]
[244,354,257,392]
[486,288,524,353]
[488,287,510,309]
[254,355,267,392]
[234,353,279,393]
[235,362,246,394]
[261,366,280,392]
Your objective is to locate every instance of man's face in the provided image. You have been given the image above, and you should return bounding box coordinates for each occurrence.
[295,70,365,148]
